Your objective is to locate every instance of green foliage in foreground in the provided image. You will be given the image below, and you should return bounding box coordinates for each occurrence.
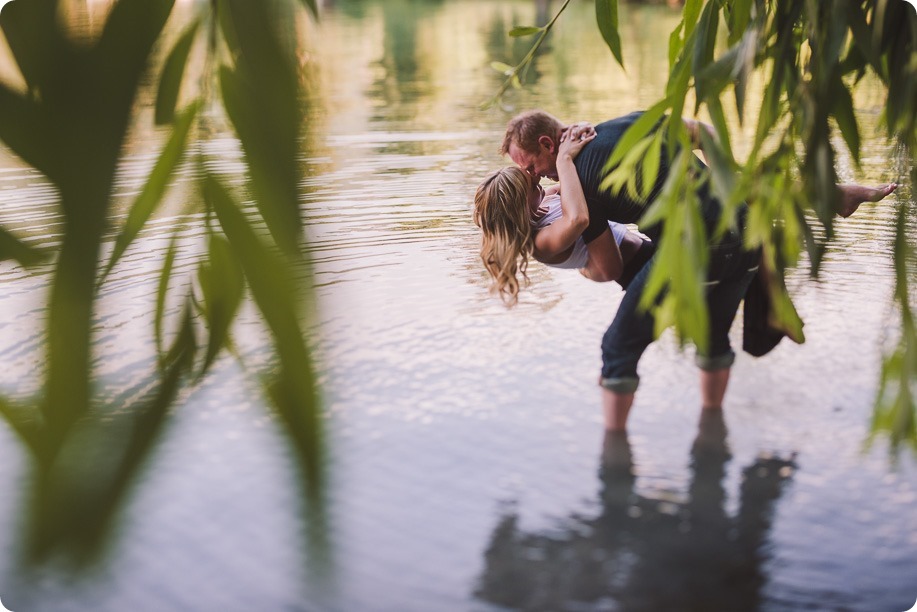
[493,0,916,453]
[0,0,324,560]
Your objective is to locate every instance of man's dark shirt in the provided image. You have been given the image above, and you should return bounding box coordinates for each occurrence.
[574,112,723,244]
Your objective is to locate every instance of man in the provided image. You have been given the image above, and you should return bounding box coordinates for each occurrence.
[501,110,896,431]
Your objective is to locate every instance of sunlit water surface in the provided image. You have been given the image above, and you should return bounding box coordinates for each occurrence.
[0,1,915,610]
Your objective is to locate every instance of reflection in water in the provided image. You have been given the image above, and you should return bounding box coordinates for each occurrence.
[476,410,796,611]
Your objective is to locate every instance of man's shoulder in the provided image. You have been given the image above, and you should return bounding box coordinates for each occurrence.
[595,111,645,134]
[577,112,645,162]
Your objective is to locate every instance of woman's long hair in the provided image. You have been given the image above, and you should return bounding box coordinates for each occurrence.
[473,166,534,305]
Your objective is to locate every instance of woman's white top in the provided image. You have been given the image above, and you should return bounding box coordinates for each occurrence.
[533,194,627,269]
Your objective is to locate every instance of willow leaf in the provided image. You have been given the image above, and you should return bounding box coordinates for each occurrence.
[198,234,245,377]
[596,0,624,69]
[641,132,663,199]
[0,395,41,455]
[0,82,52,178]
[727,0,751,46]
[683,0,703,39]
[298,0,319,19]
[509,26,542,37]
[206,175,323,487]
[155,20,200,125]
[96,0,176,92]
[705,96,734,162]
[693,1,719,79]
[603,99,670,172]
[0,225,48,267]
[0,0,56,93]
[155,233,179,366]
[490,61,514,75]
[831,80,860,164]
[101,103,199,285]
[219,9,303,258]
[668,21,684,70]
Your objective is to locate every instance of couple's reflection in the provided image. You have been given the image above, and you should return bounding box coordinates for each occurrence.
[476,409,796,611]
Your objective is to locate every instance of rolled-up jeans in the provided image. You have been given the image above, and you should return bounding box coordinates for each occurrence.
[600,233,760,394]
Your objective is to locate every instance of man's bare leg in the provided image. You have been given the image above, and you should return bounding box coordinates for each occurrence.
[602,387,634,432]
[700,367,731,410]
[837,183,898,218]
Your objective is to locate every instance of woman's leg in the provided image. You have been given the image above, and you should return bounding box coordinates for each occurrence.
[836,183,897,218]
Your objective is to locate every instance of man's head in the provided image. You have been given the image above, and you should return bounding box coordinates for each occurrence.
[501,110,564,181]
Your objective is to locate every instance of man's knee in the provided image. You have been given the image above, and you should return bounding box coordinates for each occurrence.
[695,349,735,371]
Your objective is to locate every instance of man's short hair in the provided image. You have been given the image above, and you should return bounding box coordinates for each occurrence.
[500,110,563,156]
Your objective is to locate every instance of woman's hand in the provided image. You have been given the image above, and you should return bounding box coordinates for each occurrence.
[561,121,596,142]
[558,123,596,160]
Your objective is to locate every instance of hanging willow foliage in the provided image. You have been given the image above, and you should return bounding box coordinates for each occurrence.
[494,0,916,452]
[0,0,325,559]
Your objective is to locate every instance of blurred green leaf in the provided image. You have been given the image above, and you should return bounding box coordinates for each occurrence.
[726,0,751,46]
[699,129,738,234]
[601,134,654,195]
[693,1,719,79]
[0,225,48,267]
[683,0,703,40]
[198,234,245,377]
[509,26,542,37]
[31,298,196,558]
[764,265,805,345]
[155,20,201,125]
[870,205,917,453]
[0,395,41,454]
[603,99,670,172]
[733,29,756,124]
[206,174,323,488]
[96,0,176,94]
[101,103,199,285]
[635,149,684,231]
[669,21,685,72]
[155,233,179,365]
[695,45,737,109]
[298,0,319,19]
[0,0,57,93]
[802,120,839,237]
[596,0,624,69]
[668,21,684,70]
[705,96,734,162]
[206,175,302,359]
[831,79,860,164]
[219,19,303,256]
[490,61,514,75]
[641,132,662,199]
[846,2,881,73]
[0,82,53,178]
[163,296,198,371]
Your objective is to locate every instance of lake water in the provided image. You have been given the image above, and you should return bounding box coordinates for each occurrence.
[0,1,915,610]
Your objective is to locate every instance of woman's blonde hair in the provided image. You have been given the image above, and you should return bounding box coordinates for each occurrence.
[473,166,534,305]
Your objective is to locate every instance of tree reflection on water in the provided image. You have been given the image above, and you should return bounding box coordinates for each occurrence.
[476,410,796,611]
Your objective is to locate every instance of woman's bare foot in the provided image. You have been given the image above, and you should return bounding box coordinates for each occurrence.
[837,183,898,218]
